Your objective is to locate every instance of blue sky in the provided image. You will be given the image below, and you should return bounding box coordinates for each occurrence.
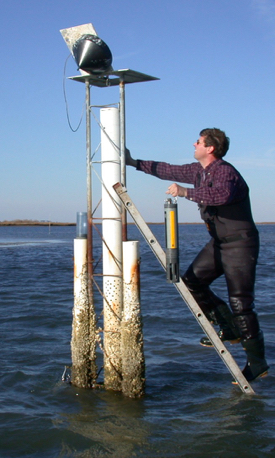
[1,0,275,223]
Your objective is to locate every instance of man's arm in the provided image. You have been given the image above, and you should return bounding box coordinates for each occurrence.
[125,148,196,199]
[125,148,198,184]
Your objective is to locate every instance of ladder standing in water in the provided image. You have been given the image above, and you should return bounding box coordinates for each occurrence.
[114,183,254,395]
[118,127,269,393]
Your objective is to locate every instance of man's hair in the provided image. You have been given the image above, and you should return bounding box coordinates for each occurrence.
[200,128,230,158]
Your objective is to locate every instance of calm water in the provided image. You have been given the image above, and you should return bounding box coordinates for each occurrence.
[0,224,275,458]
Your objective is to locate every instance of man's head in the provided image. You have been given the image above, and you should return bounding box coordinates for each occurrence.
[199,128,230,158]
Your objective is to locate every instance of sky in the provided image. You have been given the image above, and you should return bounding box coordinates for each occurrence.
[1,0,275,223]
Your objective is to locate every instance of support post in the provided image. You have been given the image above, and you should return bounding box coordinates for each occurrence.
[121,241,145,397]
[85,79,97,384]
[86,80,93,306]
[101,107,123,390]
[71,238,94,387]
[119,79,127,241]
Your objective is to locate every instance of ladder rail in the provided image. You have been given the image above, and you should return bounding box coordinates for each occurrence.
[114,183,255,395]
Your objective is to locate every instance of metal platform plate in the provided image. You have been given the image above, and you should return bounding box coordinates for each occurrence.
[69,69,159,87]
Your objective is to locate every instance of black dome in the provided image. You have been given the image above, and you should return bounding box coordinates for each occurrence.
[72,34,113,74]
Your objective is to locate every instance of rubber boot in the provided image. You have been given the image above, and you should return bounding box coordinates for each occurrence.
[200,303,241,347]
[239,331,269,382]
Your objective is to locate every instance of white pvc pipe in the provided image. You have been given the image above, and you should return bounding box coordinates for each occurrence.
[72,238,96,387]
[100,107,123,391]
[121,241,145,397]
[74,238,87,298]
[122,241,141,320]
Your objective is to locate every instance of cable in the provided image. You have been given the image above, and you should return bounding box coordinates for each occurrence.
[62,54,85,132]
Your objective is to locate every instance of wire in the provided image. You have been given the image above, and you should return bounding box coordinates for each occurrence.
[62,54,85,132]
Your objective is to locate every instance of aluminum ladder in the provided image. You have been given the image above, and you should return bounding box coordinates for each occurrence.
[114,183,255,395]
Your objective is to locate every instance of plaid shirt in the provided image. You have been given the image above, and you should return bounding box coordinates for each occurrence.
[137,158,248,206]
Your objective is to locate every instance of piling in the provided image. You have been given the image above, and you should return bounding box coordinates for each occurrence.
[121,241,145,397]
[101,107,123,390]
[71,236,97,387]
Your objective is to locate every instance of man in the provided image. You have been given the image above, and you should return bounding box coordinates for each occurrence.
[126,128,269,382]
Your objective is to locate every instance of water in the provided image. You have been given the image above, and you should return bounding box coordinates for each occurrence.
[0,224,275,458]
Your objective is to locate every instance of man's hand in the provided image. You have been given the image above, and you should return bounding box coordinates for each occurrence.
[166,183,187,198]
[125,148,137,168]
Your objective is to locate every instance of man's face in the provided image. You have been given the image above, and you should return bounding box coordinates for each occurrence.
[193,136,208,161]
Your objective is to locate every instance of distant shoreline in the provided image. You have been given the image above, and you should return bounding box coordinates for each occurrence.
[0,220,275,226]
[0,221,75,226]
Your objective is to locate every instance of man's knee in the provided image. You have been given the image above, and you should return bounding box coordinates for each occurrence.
[182,266,201,291]
[230,297,260,339]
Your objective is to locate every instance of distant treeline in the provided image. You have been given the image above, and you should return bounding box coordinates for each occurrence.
[0,220,75,226]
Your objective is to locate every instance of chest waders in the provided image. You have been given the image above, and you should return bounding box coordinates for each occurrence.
[182,194,269,382]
